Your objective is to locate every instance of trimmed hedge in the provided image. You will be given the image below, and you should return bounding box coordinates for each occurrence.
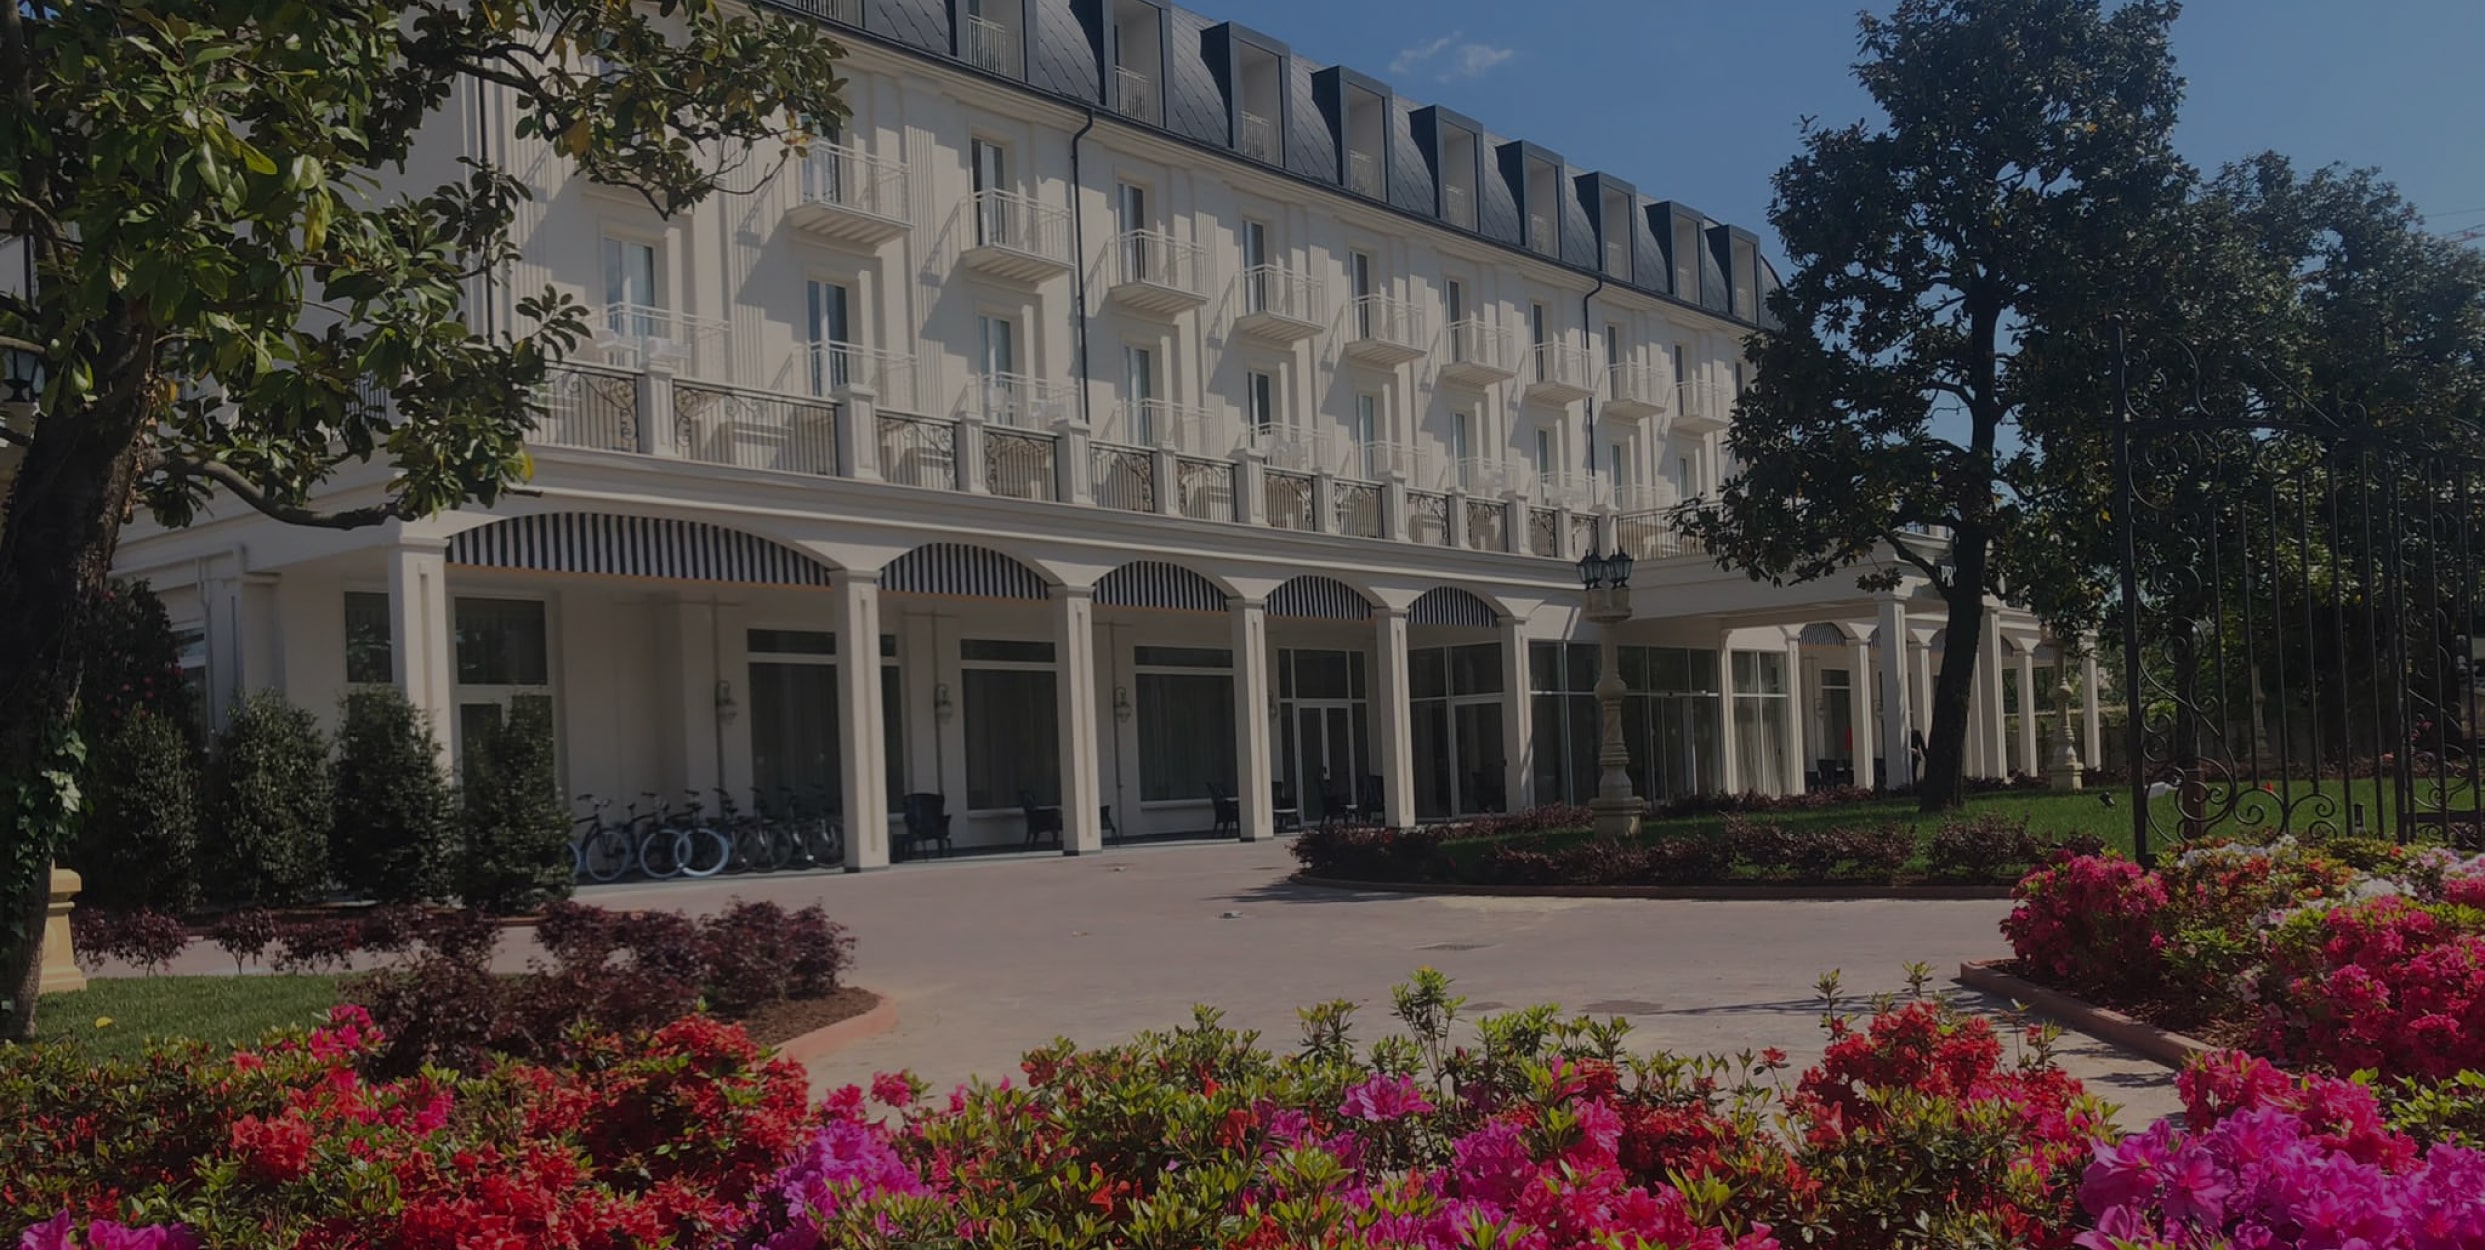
[456,694,572,913]
[330,688,457,903]
[205,692,334,906]
[71,708,203,913]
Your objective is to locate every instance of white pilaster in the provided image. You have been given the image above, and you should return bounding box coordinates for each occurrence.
[1849,636,1878,789]
[1372,607,1417,828]
[1878,597,1914,789]
[1784,634,1805,794]
[1717,634,1742,795]
[837,572,890,870]
[2082,646,2104,769]
[388,543,456,770]
[1053,585,1104,854]
[1498,614,1531,811]
[1231,598,1273,840]
[2017,646,2040,778]
[1980,606,2007,779]
[1910,638,1935,769]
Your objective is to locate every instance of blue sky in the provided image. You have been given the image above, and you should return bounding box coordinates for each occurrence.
[1211,0,2485,265]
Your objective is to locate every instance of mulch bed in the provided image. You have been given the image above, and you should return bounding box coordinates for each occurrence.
[737,987,880,1047]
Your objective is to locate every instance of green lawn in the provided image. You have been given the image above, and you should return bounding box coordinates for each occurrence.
[26,975,340,1063]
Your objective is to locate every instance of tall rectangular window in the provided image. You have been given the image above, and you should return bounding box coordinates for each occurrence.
[978,314,1016,376]
[601,237,657,335]
[1535,428,1553,480]
[1125,344,1155,442]
[962,639,1058,809]
[1136,647,1235,801]
[1355,392,1379,479]
[1246,370,1275,431]
[1242,219,1271,312]
[344,592,393,686]
[1452,410,1474,486]
[453,598,549,688]
[1672,342,1687,387]
[1352,251,1375,337]
[1117,182,1149,280]
[1610,441,1629,492]
[808,279,852,394]
[1530,301,1548,345]
[1604,323,1622,367]
[971,139,1008,244]
[1445,278,1465,325]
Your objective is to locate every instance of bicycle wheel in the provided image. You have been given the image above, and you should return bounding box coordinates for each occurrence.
[732,823,776,873]
[583,825,635,883]
[676,826,731,878]
[638,826,683,879]
[808,817,844,868]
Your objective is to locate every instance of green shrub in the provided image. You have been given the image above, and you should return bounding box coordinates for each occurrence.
[205,691,334,906]
[78,579,197,741]
[330,688,457,903]
[69,707,203,912]
[457,694,573,913]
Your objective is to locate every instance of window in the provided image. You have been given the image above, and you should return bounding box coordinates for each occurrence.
[1411,642,1507,817]
[454,598,548,687]
[1452,410,1473,486]
[174,627,208,733]
[1610,441,1629,492]
[1445,278,1465,325]
[1354,392,1379,479]
[979,313,1016,376]
[747,629,903,816]
[602,237,657,336]
[1246,370,1275,430]
[1677,453,1696,500]
[971,139,1008,244]
[1124,344,1155,443]
[1671,342,1687,387]
[1242,219,1268,269]
[808,279,853,395]
[1604,323,1622,367]
[345,592,393,686]
[1135,647,1235,801]
[1351,251,1375,336]
[1117,182,1150,280]
[1535,428,1553,480]
[962,638,1058,809]
[1529,301,1548,346]
[1731,650,1792,795]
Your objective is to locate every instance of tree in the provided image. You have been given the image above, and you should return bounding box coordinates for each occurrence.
[0,0,846,1037]
[1678,0,2196,810]
[332,688,457,904]
[206,692,333,906]
[458,694,571,914]
[69,708,202,913]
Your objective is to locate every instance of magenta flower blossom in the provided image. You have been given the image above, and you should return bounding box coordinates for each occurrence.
[18,1217,200,1250]
[1339,1073,1434,1123]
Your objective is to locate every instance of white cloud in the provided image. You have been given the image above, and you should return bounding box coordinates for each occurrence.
[1447,43,1515,80]
[1390,32,1460,76]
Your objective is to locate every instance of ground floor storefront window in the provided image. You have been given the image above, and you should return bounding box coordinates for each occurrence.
[1135,646,1234,802]
[1412,642,1505,818]
[453,596,551,772]
[1731,650,1792,795]
[746,628,903,816]
[1277,648,1368,822]
[1532,641,1725,804]
[962,638,1058,809]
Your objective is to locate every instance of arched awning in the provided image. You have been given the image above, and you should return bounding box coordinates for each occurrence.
[1096,561,1229,612]
[446,512,834,586]
[1268,575,1374,620]
[1409,587,1497,628]
[882,542,1050,601]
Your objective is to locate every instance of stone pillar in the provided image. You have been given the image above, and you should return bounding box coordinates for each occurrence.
[1053,585,1104,854]
[1783,634,1806,795]
[637,358,678,456]
[1054,417,1093,505]
[38,867,84,994]
[2017,647,2040,779]
[1980,607,2008,779]
[389,541,456,770]
[1233,445,1266,526]
[1383,470,1410,543]
[1717,634,1742,795]
[1447,487,1471,548]
[1499,614,1532,811]
[1371,607,1417,828]
[1878,597,1914,789]
[1151,445,1179,516]
[957,411,989,494]
[837,572,889,870]
[1312,468,1337,535]
[2082,647,2104,770]
[1232,598,1274,840]
[1850,636,1877,790]
[835,382,882,481]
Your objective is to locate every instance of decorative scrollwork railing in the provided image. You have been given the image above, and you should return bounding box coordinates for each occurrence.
[985,428,1057,501]
[1092,443,1156,513]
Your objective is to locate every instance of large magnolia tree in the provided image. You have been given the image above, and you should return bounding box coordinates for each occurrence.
[1678,0,2200,810]
[0,0,846,1038]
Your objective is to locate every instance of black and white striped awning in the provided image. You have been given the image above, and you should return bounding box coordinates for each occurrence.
[1268,575,1373,621]
[1798,623,1853,646]
[1409,587,1497,629]
[883,542,1050,601]
[1096,561,1229,612]
[446,513,833,587]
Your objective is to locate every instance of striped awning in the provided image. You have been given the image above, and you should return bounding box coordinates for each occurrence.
[1409,587,1496,629]
[883,542,1050,601]
[446,513,832,586]
[1798,623,1852,646]
[1268,575,1372,621]
[1096,561,1229,612]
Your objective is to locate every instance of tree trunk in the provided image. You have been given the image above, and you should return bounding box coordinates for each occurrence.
[0,330,155,1041]
[1918,532,1992,813]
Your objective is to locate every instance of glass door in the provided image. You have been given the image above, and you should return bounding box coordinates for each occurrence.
[972,139,1007,245]
[451,597,553,778]
[809,280,852,394]
[1452,700,1506,813]
[1125,345,1155,444]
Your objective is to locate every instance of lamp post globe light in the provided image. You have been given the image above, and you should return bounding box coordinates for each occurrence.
[1576,545,1641,839]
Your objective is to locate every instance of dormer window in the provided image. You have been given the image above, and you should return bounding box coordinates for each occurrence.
[1601,187,1632,278]
[1525,158,1559,256]
[1440,127,1479,229]
[961,0,1021,77]
[1110,1,1162,123]
[1731,237,1759,320]
[1672,218,1700,298]
[1343,84,1385,197]
[1236,44,1281,162]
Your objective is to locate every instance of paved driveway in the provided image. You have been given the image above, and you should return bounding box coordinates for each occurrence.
[577,839,2182,1126]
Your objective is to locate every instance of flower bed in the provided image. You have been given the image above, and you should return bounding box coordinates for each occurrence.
[2002,837,2485,1078]
[1293,806,2096,889]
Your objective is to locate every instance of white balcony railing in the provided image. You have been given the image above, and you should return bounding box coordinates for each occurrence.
[1445,319,1514,374]
[1528,213,1556,256]
[1106,398,1230,454]
[1113,229,1208,296]
[1528,341,1596,395]
[809,341,923,414]
[1355,439,1445,489]
[1454,457,1527,496]
[967,371,1072,428]
[1349,294,1426,352]
[964,189,1073,274]
[800,143,910,223]
[1605,238,1630,277]
[1676,378,1735,429]
[1535,471,1603,510]
[964,14,1015,75]
[1444,183,1475,229]
[1604,360,1671,414]
[1252,425,1335,473]
[1113,65,1158,122]
[596,303,727,376]
[1239,110,1278,162]
[1236,264,1324,327]
[1348,150,1381,197]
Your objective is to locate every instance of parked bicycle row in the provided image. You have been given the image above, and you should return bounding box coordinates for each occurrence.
[569,787,844,883]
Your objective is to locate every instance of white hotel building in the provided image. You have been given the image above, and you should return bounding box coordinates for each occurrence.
[107,0,2084,865]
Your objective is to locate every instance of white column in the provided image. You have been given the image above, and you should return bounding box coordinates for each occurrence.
[1878,597,1914,789]
[1717,634,1741,795]
[1911,638,1935,759]
[2082,645,2104,769]
[1372,607,1417,828]
[1232,598,1274,840]
[658,601,721,797]
[836,572,889,870]
[1499,615,1532,811]
[1054,585,1104,854]
[2017,647,2040,778]
[1849,636,1878,790]
[1980,606,2008,779]
[389,543,456,770]
[1784,635,1806,795]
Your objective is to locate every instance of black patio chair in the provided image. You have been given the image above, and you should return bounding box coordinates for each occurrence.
[1207,780,1240,837]
[1354,773,1387,825]
[1271,781,1302,833]
[1019,789,1063,850]
[897,792,952,861]
[1318,775,1353,830]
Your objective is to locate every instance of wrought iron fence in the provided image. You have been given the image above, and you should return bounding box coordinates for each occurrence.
[985,428,1057,501]
[1406,489,1451,546]
[878,413,958,490]
[673,381,838,476]
[1465,499,1508,552]
[1568,513,1600,559]
[1529,507,1561,558]
[1333,480,1383,538]
[1265,468,1316,530]
[536,363,639,452]
[1614,510,1673,560]
[1092,443,1156,513]
[1175,456,1235,522]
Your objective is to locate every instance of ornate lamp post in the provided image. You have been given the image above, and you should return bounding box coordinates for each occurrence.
[1577,544,1641,839]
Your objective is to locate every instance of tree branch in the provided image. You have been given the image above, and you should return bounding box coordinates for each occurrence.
[161,454,415,530]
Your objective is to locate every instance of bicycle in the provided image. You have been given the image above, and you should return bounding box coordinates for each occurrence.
[635,791,685,879]
[666,790,732,879]
[570,794,638,884]
[717,788,790,874]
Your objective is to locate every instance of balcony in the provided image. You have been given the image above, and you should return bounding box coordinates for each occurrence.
[960,190,1073,284]
[1360,439,1446,490]
[1112,65,1158,123]
[963,14,1016,75]
[781,0,861,23]
[1347,150,1382,198]
[789,144,911,245]
[1674,379,1733,434]
[1103,398,1230,453]
[1603,360,1670,419]
[1343,294,1427,368]
[964,371,1073,428]
[1523,342,1596,404]
[1453,457,1527,496]
[1439,319,1515,387]
[1251,425,1336,473]
[1443,183,1476,230]
[1238,110,1278,163]
[674,379,841,477]
[1528,213,1556,257]
[593,303,727,378]
[1534,471,1602,510]
[1232,265,1324,345]
[808,342,924,414]
[1106,230,1209,317]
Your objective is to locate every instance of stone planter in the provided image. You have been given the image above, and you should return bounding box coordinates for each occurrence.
[40,865,84,994]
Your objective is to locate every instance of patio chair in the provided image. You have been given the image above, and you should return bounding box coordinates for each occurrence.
[1271,781,1302,833]
[1207,780,1240,837]
[1318,775,1353,830]
[1354,774,1386,825]
[1019,789,1063,850]
[1103,805,1121,845]
[897,792,952,861]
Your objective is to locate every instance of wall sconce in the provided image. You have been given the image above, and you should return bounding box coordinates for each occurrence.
[934,682,955,722]
[713,678,738,726]
[1113,685,1133,724]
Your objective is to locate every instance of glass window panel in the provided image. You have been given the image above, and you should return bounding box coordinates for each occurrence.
[1566,643,1599,692]
[1138,672,1235,800]
[1134,646,1232,669]
[454,598,548,687]
[1650,647,1689,693]
[1564,693,1598,806]
[1295,650,1348,699]
[1412,700,1452,819]
[1618,645,1649,691]
[751,661,841,812]
[344,592,393,685]
[962,638,1054,664]
[1454,701,1506,812]
[1687,649,1720,693]
[1451,642,1501,695]
[1409,647,1448,700]
[1531,694,1568,803]
[748,628,836,656]
[964,668,1058,808]
[1350,650,1367,698]
[881,661,904,812]
[1529,641,1561,693]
